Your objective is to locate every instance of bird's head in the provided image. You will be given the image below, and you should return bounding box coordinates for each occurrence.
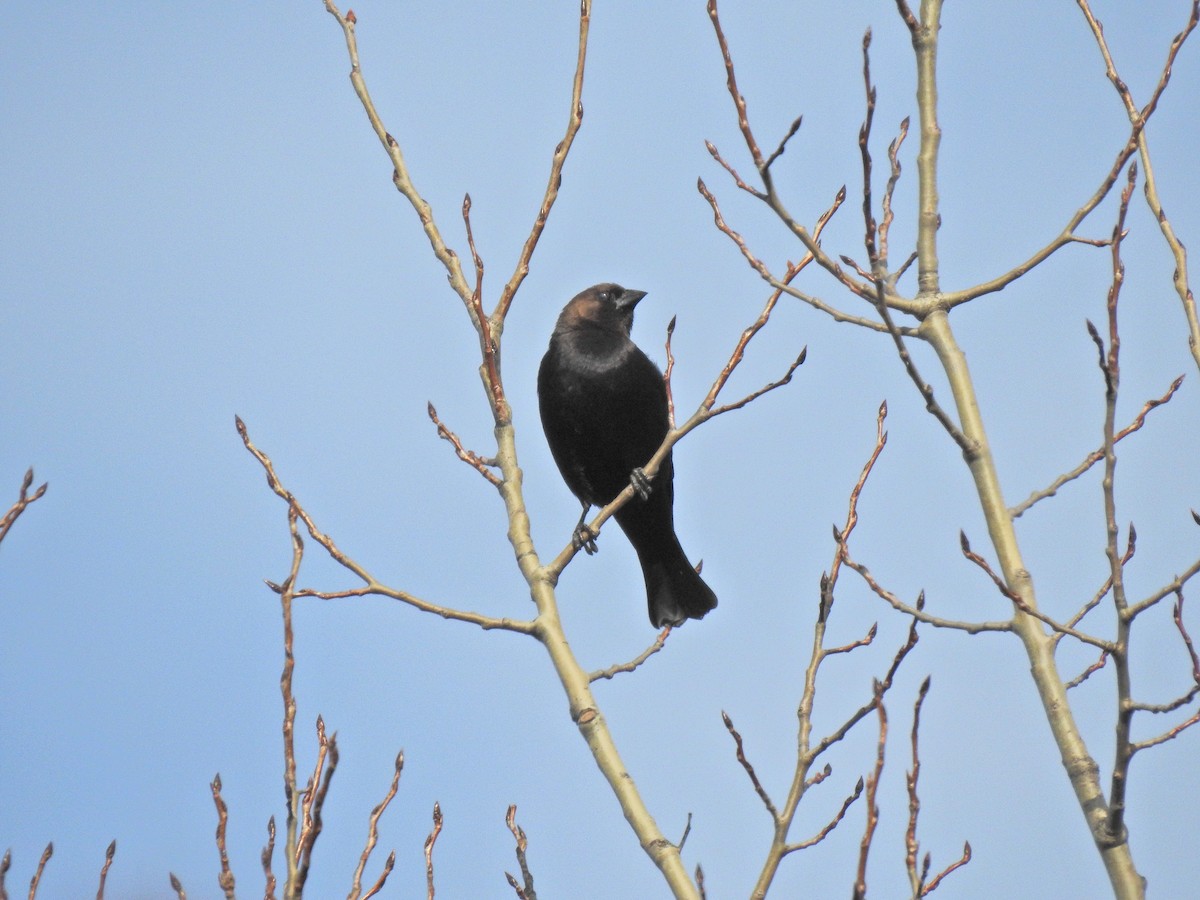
[557,283,648,336]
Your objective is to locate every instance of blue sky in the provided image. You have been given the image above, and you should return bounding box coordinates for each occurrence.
[3,2,1199,897]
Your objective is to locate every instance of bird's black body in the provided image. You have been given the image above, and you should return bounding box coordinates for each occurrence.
[537,283,718,627]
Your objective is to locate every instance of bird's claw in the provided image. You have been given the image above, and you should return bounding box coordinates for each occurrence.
[573,521,599,555]
[630,467,653,501]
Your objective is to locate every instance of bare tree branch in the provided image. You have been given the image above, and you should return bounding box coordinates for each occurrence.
[504,805,538,900]
[96,840,116,900]
[589,627,671,682]
[424,803,444,900]
[1077,0,1200,372]
[0,468,47,547]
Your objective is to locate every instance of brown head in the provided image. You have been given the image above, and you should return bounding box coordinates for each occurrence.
[553,283,648,337]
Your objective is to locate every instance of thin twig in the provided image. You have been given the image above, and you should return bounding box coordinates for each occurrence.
[349,751,404,900]
[494,0,593,322]
[361,853,395,900]
[905,677,931,895]
[427,402,503,487]
[0,468,47,546]
[1011,375,1184,517]
[1077,0,1200,371]
[95,840,117,900]
[237,416,534,634]
[504,805,537,900]
[261,818,276,900]
[846,556,1013,634]
[723,711,778,819]
[664,316,677,428]
[30,843,53,899]
[424,803,444,900]
[211,775,236,899]
[1066,650,1110,690]
[852,690,886,900]
[1175,590,1200,684]
[921,843,973,896]
[589,628,671,682]
[783,780,864,854]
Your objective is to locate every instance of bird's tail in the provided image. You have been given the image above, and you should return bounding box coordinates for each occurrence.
[642,556,718,628]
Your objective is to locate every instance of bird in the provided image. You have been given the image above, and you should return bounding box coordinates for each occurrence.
[537,282,718,628]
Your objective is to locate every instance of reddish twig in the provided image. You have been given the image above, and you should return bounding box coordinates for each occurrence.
[1066,650,1110,690]
[361,852,395,900]
[961,530,1112,649]
[921,842,973,896]
[494,0,593,322]
[96,840,116,900]
[427,401,503,487]
[31,843,53,899]
[905,677,931,892]
[785,779,863,854]
[261,817,277,900]
[424,803,444,900]
[504,805,538,900]
[589,627,671,682]
[1174,590,1200,684]
[0,468,47,546]
[210,775,236,899]
[238,416,533,634]
[664,316,677,428]
[723,710,778,819]
[297,720,338,892]
[852,689,886,900]
[349,751,404,900]
[1011,375,1184,518]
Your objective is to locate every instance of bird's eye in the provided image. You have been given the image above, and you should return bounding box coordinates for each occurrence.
[599,291,610,302]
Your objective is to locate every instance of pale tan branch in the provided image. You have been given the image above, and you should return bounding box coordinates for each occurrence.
[322,2,473,309]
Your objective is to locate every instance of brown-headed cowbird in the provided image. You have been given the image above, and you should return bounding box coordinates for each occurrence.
[538,283,718,628]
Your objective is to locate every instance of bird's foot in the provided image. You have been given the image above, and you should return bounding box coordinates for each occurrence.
[572,521,599,555]
[630,467,653,500]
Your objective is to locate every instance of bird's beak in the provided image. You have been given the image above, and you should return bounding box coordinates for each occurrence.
[615,289,648,311]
